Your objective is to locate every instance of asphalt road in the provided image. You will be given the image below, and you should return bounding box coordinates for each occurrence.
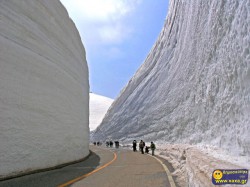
[0,145,176,187]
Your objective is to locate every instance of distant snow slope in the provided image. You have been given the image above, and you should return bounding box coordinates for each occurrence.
[92,0,250,158]
[89,93,113,131]
[0,0,89,179]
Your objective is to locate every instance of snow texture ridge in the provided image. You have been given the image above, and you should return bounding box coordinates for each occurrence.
[92,0,250,158]
[0,0,89,179]
[156,143,250,187]
[89,93,113,131]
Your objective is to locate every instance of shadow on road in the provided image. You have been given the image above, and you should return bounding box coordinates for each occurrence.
[0,151,101,187]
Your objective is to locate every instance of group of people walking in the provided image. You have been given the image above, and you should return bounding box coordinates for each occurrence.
[106,140,119,148]
[94,140,156,155]
[132,140,156,155]
[93,141,101,146]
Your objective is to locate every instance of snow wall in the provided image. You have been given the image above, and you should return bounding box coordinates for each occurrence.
[89,93,113,131]
[0,0,89,179]
[92,0,250,157]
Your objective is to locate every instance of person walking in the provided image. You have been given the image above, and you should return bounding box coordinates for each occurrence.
[115,141,119,148]
[150,142,156,156]
[106,141,110,147]
[110,141,113,148]
[132,140,137,152]
[139,140,145,154]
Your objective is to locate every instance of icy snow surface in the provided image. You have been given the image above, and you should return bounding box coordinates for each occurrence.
[92,0,250,186]
[0,0,89,179]
[89,93,113,131]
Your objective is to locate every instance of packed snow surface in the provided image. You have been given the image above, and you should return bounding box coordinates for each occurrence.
[89,93,113,131]
[156,143,250,187]
[0,0,89,179]
[92,0,250,180]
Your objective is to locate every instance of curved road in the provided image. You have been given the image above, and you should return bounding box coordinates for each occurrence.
[0,145,176,187]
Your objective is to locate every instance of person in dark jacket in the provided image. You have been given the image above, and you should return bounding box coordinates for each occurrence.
[139,140,145,154]
[115,141,119,148]
[110,141,113,147]
[150,142,156,156]
[132,140,137,152]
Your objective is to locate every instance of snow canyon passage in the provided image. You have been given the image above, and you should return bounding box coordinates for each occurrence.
[92,0,250,185]
[0,0,89,179]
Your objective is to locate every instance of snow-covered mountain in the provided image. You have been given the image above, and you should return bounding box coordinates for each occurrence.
[92,0,249,157]
[0,0,89,179]
[89,93,113,131]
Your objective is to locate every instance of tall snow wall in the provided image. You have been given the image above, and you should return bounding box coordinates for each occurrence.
[89,93,113,131]
[0,0,89,179]
[92,0,250,157]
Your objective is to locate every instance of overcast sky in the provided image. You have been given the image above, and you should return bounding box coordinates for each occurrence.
[60,0,169,99]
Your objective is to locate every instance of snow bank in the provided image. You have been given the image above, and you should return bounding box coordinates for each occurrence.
[0,0,89,179]
[157,144,250,187]
[89,93,113,131]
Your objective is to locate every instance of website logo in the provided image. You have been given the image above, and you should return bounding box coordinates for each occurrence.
[212,169,248,185]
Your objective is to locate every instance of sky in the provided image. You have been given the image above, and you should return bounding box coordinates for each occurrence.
[60,0,169,99]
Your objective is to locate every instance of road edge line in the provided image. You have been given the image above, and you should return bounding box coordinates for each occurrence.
[148,154,177,187]
[58,149,117,187]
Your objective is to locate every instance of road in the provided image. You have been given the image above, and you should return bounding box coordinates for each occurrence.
[0,145,176,187]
